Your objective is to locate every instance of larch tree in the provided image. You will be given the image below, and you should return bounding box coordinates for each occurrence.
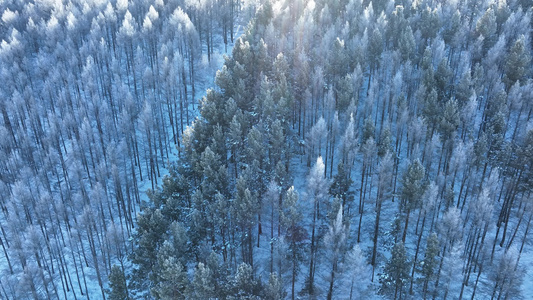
[280,186,305,300]
[324,206,347,300]
[434,207,463,295]
[459,185,494,299]
[358,136,377,242]
[329,162,354,218]
[409,181,439,294]
[439,242,463,300]
[264,272,284,300]
[230,262,263,299]
[3,0,533,298]
[304,156,329,296]
[490,246,523,300]
[307,117,328,168]
[372,151,394,281]
[344,244,369,300]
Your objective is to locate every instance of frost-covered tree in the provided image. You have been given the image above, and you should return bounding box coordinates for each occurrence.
[3,0,533,298]
[460,185,494,298]
[234,176,259,267]
[409,181,439,294]
[434,207,463,296]
[187,262,215,300]
[324,206,347,300]
[344,244,369,299]
[421,232,439,298]
[340,113,358,174]
[304,156,329,296]
[400,159,426,243]
[372,152,394,280]
[379,242,410,299]
[151,256,188,300]
[490,246,523,300]
[106,265,130,300]
[264,272,284,300]
[280,187,305,300]
[439,243,463,300]
[329,163,354,216]
[307,117,328,167]
[229,262,263,299]
[503,35,531,89]
[358,136,377,242]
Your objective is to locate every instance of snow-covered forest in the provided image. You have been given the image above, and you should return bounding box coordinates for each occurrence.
[1,0,533,299]
[0,0,243,298]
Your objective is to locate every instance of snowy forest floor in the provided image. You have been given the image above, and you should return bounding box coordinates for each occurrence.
[12,2,530,299]
[130,25,533,300]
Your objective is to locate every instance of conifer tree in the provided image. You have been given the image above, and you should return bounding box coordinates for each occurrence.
[344,244,369,300]
[304,156,329,296]
[280,187,305,300]
[379,242,410,299]
[491,247,523,300]
[329,163,354,215]
[503,35,531,89]
[234,176,259,267]
[188,262,216,300]
[372,152,394,280]
[421,232,439,298]
[106,265,129,300]
[230,262,262,299]
[325,206,346,300]
[264,273,285,300]
[400,160,426,243]
[151,257,188,300]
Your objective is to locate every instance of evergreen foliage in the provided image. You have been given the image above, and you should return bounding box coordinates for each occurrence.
[0,0,532,298]
[379,242,411,299]
[106,265,129,300]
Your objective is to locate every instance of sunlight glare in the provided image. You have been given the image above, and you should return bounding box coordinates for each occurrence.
[272,1,283,17]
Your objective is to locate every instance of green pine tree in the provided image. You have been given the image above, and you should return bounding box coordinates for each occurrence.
[151,256,188,300]
[106,265,129,300]
[421,233,439,298]
[400,160,426,242]
[379,242,411,299]
[504,35,531,89]
[188,262,216,299]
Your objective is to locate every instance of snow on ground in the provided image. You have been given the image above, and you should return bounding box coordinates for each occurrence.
[74,19,248,300]
[521,238,533,298]
[72,9,533,300]
[135,24,245,203]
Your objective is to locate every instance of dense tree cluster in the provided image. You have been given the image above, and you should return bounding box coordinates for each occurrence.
[1,0,532,299]
[0,0,241,298]
[129,0,533,299]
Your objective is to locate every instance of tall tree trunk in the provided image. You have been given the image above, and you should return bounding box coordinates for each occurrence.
[307,198,318,294]
[371,197,382,282]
